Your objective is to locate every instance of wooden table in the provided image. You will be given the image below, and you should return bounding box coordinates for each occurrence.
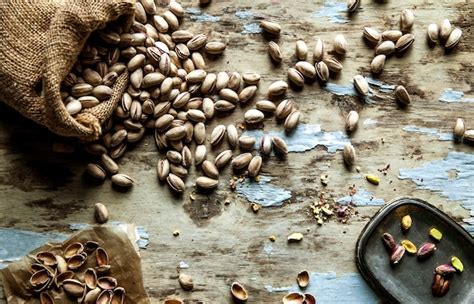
[1,0,473,302]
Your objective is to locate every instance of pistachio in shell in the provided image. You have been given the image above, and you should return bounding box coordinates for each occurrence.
[39,292,54,304]
[230,282,248,301]
[178,273,194,291]
[63,279,85,298]
[282,292,305,304]
[111,287,126,304]
[98,276,118,290]
[36,251,57,266]
[64,242,84,259]
[296,270,310,288]
[55,255,68,273]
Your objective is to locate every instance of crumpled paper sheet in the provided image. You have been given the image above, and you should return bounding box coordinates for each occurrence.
[1,226,150,303]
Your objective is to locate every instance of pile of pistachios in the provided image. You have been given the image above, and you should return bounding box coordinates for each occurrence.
[382,215,465,297]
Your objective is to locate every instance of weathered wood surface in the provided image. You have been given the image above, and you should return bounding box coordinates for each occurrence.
[1,0,473,302]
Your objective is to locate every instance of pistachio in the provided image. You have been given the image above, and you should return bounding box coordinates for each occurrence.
[268,41,283,63]
[244,109,265,124]
[394,85,411,105]
[314,38,325,62]
[375,41,395,55]
[429,227,443,241]
[187,34,208,51]
[186,69,207,83]
[248,156,263,177]
[401,240,417,254]
[417,242,437,259]
[239,136,256,150]
[202,97,215,119]
[202,160,219,179]
[163,299,183,304]
[382,232,397,252]
[287,68,305,87]
[232,153,253,170]
[450,256,464,272]
[228,72,242,91]
[345,110,359,133]
[365,174,380,185]
[295,40,308,61]
[453,118,465,141]
[435,264,456,276]
[94,203,109,224]
[395,34,415,53]
[196,176,218,189]
[401,215,412,231]
[220,88,239,103]
[363,27,381,44]
[214,150,233,169]
[260,20,281,35]
[333,34,347,54]
[315,61,329,82]
[400,9,415,32]
[371,54,386,74]
[275,99,294,119]
[439,19,452,40]
[282,292,305,304]
[230,282,248,301]
[211,125,226,146]
[204,41,226,54]
[427,23,439,44]
[167,150,182,164]
[242,73,261,85]
[347,0,361,12]
[259,135,272,156]
[178,273,194,291]
[85,164,107,180]
[167,173,185,193]
[56,255,68,273]
[353,75,369,96]
[239,85,257,103]
[272,136,288,155]
[268,80,288,96]
[227,124,239,148]
[343,143,356,166]
[284,111,301,131]
[304,294,317,304]
[111,174,134,187]
[256,100,277,113]
[216,72,230,90]
[323,57,343,73]
[390,245,405,264]
[445,28,462,49]
[84,287,102,304]
[296,270,310,288]
[157,159,170,182]
[166,126,187,141]
[193,122,206,145]
[288,232,304,242]
[295,61,316,79]
[194,145,207,165]
[432,274,450,297]
[382,30,403,42]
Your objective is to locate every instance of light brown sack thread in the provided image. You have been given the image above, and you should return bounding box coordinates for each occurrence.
[0,0,135,141]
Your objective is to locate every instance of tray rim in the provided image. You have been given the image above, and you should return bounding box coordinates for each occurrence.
[355,197,474,304]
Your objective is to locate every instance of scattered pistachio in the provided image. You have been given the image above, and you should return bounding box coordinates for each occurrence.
[401,215,412,231]
[382,233,397,252]
[390,245,405,264]
[401,240,417,254]
[429,227,443,241]
[435,264,456,276]
[365,174,380,185]
[417,242,437,259]
[178,273,194,291]
[450,256,464,273]
[432,274,450,297]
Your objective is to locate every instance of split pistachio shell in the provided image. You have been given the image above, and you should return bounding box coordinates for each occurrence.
[366,174,380,185]
[315,61,329,82]
[282,292,305,304]
[67,254,86,270]
[211,125,226,146]
[453,118,465,141]
[39,292,54,304]
[230,282,248,301]
[55,271,74,288]
[353,75,369,96]
[96,290,113,304]
[98,276,117,290]
[304,294,317,304]
[64,243,84,259]
[295,61,316,79]
[36,251,58,266]
[163,299,184,304]
[84,268,98,289]
[111,287,125,304]
[260,135,272,156]
[30,269,50,287]
[324,57,343,73]
[239,85,257,103]
[343,143,356,166]
[84,287,102,304]
[347,0,360,12]
[296,270,310,288]
[215,150,233,169]
[95,247,109,267]
[284,111,301,131]
[167,173,185,193]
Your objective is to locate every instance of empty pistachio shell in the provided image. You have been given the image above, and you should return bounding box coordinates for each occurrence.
[30,269,50,287]
[304,294,317,304]
[178,273,194,291]
[95,247,109,267]
[111,287,125,304]
[64,243,84,259]
[55,271,74,288]
[163,299,184,304]
[453,118,465,141]
[96,290,113,304]
[401,215,412,230]
[429,227,443,241]
[282,292,305,304]
[296,270,310,288]
[63,279,85,297]
[288,232,303,242]
[230,282,248,301]
[451,256,464,272]
[401,240,417,254]
[36,251,58,266]
[287,68,305,87]
[84,268,98,290]
[68,254,86,270]
[39,292,54,304]
[97,276,117,290]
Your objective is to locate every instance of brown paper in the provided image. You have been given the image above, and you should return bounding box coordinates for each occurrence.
[1,226,150,304]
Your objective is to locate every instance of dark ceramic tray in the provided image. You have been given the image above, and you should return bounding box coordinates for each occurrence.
[356,198,474,303]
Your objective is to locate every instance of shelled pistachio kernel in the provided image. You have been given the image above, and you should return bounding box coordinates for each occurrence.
[401,215,412,231]
[429,227,443,241]
[401,240,417,254]
[450,256,464,272]
[365,174,380,185]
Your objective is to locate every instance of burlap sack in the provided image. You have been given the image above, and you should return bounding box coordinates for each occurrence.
[0,0,136,141]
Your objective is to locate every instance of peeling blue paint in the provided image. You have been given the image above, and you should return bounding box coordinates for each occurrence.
[324,82,358,96]
[439,89,474,103]
[402,125,453,141]
[235,10,253,19]
[185,8,220,22]
[237,176,292,207]
[70,222,149,249]
[313,1,350,24]
[399,152,474,213]
[265,272,379,303]
[242,23,262,34]
[264,243,274,256]
[366,77,395,93]
[337,188,385,206]
[242,124,350,153]
[324,77,394,103]
[179,261,190,269]
[363,118,378,125]
[0,228,68,269]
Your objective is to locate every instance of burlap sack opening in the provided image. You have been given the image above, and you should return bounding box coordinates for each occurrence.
[0,0,136,141]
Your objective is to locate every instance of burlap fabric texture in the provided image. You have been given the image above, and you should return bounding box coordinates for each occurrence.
[0,0,135,141]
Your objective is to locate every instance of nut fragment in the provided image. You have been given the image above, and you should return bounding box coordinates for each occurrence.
[288,232,303,242]
[382,233,397,252]
[178,273,194,291]
[432,274,450,297]
[365,174,380,185]
[435,264,456,276]
[401,215,412,231]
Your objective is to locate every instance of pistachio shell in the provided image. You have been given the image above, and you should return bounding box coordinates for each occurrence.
[445,28,462,49]
[363,27,381,44]
[382,30,403,42]
[202,160,219,179]
[96,247,109,267]
[295,61,316,79]
[231,153,253,170]
[244,109,265,124]
[111,287,125,304]
[248,156,263,177]
[63,279,85,297]
[111,174,134,187]
[287,68,305,87]
[272,136,288,155]
[67,254,86,270]
[260,20,281,35]
[196,176,219,189]
[36,251,58,266]
[256,100,277,112]
[439,19,452,40]
[313,38,325,62]
[215,150,233,169]
[163,299,183,304]
[227,124,239,148]
[400,9,415,32]
[295,40,308,60]
[296,270,310,288]
[167,173,185,193]
[268,80,288,96]
[178,273,194,291]
[55,271,74,288]
[345,110,359,132]
[96,290,113,304]
[64,243,84,259]
[353,75,369,96]
[259,135,273,156]
[30,269,50,287]
[230,282,248,301]
[268,41,283,63]
[347,0,361,12]
[211,125,226,146]
[453,118,465,141]
[283,292,305,304]
[371,55,386,74]
[427,23,439,44]
[333,34,347,54]
[375,41,395,55]
[239,136,256,150]
[84,268,97,290]
[284,111,301,131]
[194,145,207,165]
[94,203,109,224]
[242,73,261,85]
[97,276,117,290]
[39,292,54,304]
[55,255,68,273]
[84,288,102,304]
[394,85,411,105]
[315,61,329,82]
[395,34,415,53]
